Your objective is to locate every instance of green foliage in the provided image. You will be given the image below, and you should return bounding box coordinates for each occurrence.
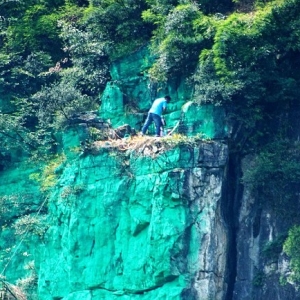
[31,80,94,129]
[5,3,63,58]
[84,0,153,59]
[0,53,43,99]
[9,52,54,96]
[202,0,300,154]
[58,20,109,96]
[1,0,300,163]
[0,112,54,153]
[243,140,300,216]
[212,0,300,101]
[283,226,300,282]
[279,275,288,286]
[147,3,213,81]
[30,154,66,191]
[262,234,287,261]
[253,271,265,287]
[193,50,241,105]
[0,1,111,155]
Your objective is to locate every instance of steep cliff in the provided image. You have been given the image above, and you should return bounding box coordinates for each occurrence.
[38,137,228,300]
[1,46,300,300]
[0,47,230,300]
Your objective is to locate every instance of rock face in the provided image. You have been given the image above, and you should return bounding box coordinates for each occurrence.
[232,156,300,300]
[99,45,226,139]
[0,46,230,300]
[37,140,228,300]
[1,46,300,300]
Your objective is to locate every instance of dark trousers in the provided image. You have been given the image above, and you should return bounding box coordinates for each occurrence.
[141,113,162,136]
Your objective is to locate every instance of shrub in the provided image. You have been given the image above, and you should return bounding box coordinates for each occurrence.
[283,226,300,282]
[13,215,48,238]
[262,234,287,261]
[30,154,66,191]
[58,21,109,96]
[146,3,213,81]
[242,140,300,216]
[84,0,153,59]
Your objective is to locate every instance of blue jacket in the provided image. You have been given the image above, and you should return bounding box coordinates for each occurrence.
[149,98,167,116]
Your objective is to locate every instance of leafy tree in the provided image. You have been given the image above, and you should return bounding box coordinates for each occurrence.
[192,49,239,105]
[31,80,94,129]
[3,2,64,59]
[242,139,300,215]
[0,1,99,156]
[0,112,53,154]
[144,3,215,81]
[58,21,109,97]
[284,226,300,282]
[212,0,300,103]
[201,0,300,153]
[84,0,153,59]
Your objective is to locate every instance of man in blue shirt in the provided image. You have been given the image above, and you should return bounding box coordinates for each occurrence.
[141,95,171,137]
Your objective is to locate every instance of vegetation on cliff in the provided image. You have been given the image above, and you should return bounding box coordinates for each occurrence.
[1,0,300,297]
[0,0,299,152]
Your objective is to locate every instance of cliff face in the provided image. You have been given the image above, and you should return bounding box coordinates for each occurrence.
[232,155,300,300]
[37,139,228,300]
[35,46,229,299]
[0,47,299,300]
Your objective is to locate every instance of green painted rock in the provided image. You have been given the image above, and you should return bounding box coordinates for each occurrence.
[37,139,228,299]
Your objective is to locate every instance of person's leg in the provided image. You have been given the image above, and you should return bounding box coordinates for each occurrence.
[141,113,153,134]
[152,114,162,136]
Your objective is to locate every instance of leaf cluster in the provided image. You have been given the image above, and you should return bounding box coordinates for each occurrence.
[212,0,300,105]
[84,0,153,59]
[0,1,108,155]
[145,3,216,81]
[284,226,300,282]
[1,0,300,161]
[243,139,300,216]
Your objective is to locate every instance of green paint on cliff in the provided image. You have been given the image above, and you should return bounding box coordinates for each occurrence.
[0,46,229,300]
[99,46,227,140]
[99,46,154,128]
[100,83,125,125]
[0,161,45,287]
[181,101,227,138]
[37,139,228,299]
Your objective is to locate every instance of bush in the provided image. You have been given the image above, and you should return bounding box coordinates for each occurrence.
[6,3,63,58]
[146,3,213,81]
[58,21,109,96]
[284,226,300,282]
[31,80,93,129]
[262,234,287,261]
[243,140,300,216]
[84,0,153,59]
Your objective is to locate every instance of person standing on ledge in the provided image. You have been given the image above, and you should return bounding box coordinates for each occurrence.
[141,95,171,137]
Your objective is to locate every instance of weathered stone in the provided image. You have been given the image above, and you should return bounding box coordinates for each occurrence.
[35,141,228,300]
[232,156,300,300]
[0,46,231,300]
[111,124,136,139]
